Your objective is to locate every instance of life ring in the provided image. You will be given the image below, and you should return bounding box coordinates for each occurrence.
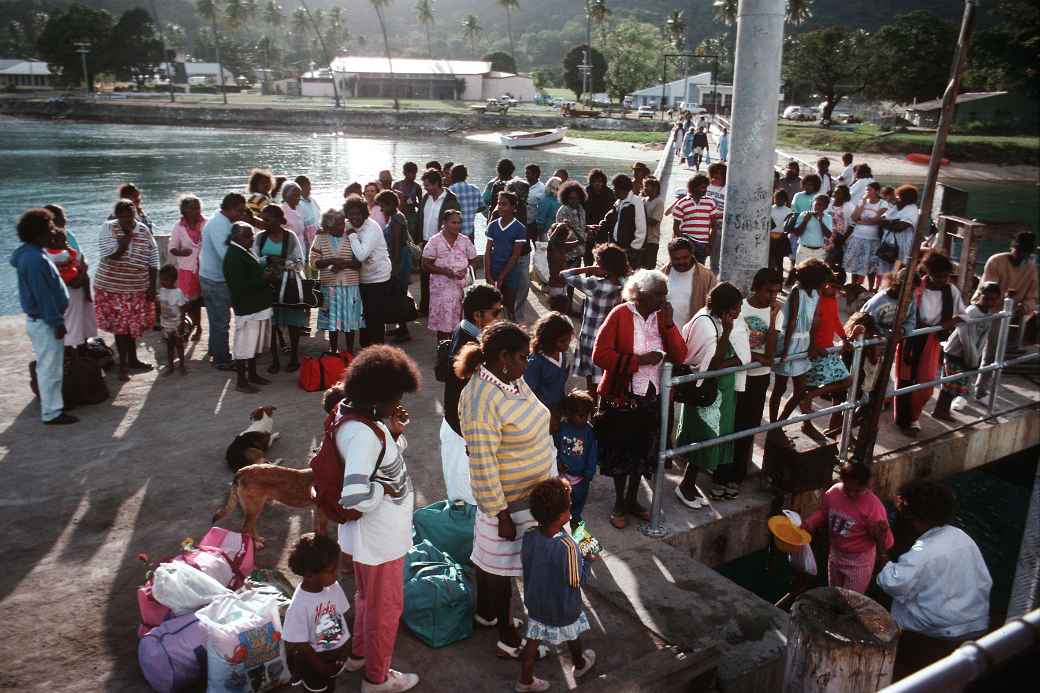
[906,153,950,166]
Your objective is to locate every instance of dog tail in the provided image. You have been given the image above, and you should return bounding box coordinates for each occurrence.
[212,476,240,524]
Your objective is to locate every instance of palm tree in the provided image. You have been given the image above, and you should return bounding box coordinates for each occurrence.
[298,0,341,106]
[714,0,814,26]
[224,0,246,28]
[195,0,228,104]
[415,0,435,59]
[589,0,610,45]
[263,1,282,28]
[369,0,399,111]
[461,14,481,58]
[785,0,813,26]
[497,0,518,63]
[665,9,685,50]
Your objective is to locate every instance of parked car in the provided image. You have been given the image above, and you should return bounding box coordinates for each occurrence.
[498,94,519,106]
[637,106,655,119]
[782,105,815,121]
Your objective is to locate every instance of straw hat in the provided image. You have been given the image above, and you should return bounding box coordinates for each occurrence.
[768,515,811,554]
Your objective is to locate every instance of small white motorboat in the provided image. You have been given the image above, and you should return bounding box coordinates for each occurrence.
[499,126,567,148]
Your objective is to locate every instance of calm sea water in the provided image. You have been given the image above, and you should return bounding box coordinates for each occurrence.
[0,117,630,315]
[1,118,1036,315]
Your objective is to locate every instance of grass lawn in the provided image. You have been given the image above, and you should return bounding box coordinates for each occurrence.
[543,87,577,100]
[569,130,670,144]
[776,122,1039,165]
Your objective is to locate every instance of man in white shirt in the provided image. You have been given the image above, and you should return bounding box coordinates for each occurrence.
[661,236,717,330]
[837,152,855,188]
[878,480,992,678]
[816,157,834,195]
[609,174,646,268]
[524,163,545,228]
[417,169,460,314]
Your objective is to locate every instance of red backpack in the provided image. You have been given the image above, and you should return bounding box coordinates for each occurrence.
[299,352,353,392]
[310,403,386,524]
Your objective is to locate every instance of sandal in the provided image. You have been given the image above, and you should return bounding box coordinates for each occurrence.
[709,486,727,501]
[723,483,740,500]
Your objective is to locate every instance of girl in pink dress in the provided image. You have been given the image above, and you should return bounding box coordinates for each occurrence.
[803,461,894,594]
[168,194,206,341]
[420,209,477,339]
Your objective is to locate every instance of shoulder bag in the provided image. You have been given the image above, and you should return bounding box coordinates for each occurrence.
[673,314,720,407]
[260,231,323,309]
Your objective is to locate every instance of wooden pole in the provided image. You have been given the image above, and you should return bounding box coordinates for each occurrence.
[783,587,899,692]
[853,0,978,464]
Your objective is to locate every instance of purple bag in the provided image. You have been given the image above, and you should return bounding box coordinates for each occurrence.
[138,613,208,693]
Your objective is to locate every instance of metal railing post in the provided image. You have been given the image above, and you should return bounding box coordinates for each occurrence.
[987,297,1014,415]
[839,335,864,461]
[642,361,673,538]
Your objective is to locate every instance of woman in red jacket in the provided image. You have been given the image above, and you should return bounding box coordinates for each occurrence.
[592,269,687,529]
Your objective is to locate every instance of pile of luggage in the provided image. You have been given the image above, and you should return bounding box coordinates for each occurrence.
[135,527,293,693]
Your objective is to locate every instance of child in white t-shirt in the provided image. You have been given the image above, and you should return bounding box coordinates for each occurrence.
[157,264,188,376]
[284,533,360,692]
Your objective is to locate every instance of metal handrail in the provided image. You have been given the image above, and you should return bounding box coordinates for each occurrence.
[641,298,1038,538]
[879,608,1040,693]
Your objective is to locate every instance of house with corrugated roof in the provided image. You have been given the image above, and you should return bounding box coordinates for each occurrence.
[0,59,53,90]
[904,91,1038,129]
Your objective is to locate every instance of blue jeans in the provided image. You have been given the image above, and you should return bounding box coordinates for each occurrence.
[27,317,64,422]
[200,277,232,365]
[570,479,591,524]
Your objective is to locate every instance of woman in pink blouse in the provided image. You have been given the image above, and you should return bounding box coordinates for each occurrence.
[420,209,477,340]
[167,194,205,341]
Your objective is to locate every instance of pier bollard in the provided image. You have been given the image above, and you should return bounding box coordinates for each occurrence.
[783,587,899,693]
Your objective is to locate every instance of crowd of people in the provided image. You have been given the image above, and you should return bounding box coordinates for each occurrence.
[10,127,1036,689]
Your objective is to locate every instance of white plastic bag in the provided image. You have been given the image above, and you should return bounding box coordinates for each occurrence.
[196,589,290,693]
[789,544,818,576]
[440,419,477,506]
[532,241,550,285]
[152,562,233,616]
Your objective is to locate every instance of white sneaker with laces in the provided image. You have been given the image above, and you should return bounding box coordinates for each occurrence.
[360,670,419,693]
[515,676,551,692]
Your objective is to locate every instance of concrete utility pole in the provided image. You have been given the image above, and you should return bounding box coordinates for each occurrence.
[717,0,785,293]
[74,42,91,95]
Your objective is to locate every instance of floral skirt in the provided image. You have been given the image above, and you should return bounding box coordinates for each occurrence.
[317,285,365,332]
[843,237,880,276]
[94,288,154,339]
[526,612,590,645]
[806,352,851,389]
[593,392,660,478]
[941,354,974,397]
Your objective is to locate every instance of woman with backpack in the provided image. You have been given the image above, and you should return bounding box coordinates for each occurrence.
[329,346,422,693]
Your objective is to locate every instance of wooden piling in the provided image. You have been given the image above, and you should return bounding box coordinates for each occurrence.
[783,587,899,692]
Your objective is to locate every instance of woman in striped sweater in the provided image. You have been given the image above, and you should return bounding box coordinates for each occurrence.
[457,322,556,659]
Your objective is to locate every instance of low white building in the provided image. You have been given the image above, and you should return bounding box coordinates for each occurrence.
[0,59,53,90]
[297,56,536,102]
[628,72,782,113]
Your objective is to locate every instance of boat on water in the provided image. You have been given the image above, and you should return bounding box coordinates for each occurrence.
[906,152,951,166]
[500,127,567,148]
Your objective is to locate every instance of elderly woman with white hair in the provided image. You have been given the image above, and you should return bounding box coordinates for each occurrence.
[279,180,309,251]
[310,208,364,354]
[167,193,206,341]
[592,268,687,529]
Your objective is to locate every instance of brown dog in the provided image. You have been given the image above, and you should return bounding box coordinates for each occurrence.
[225,406,280,472]
[212,463,328,549]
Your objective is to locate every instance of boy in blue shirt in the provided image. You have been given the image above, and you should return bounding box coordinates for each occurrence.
[554,390,598,530]
[10,208,75,425]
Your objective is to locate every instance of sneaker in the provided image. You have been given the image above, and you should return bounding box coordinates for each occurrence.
[515,677,550,692]
[951,396,969,411]
[360,670,419,693]
[573,648,596,678]
[675,486,706,509]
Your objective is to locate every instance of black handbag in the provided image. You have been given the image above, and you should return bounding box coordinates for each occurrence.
[385,279,418,324]
[672,315,719,407]
[260,231,323,308]
[876,230,899,264]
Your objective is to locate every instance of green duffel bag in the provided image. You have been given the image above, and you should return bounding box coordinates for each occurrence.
[411,500,476,567]
[402,540,474,648]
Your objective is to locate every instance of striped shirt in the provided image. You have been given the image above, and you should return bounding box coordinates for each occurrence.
[309,233,360,287]
[460,366,555,516]
[94,221,159,293]
[672,195,720,244]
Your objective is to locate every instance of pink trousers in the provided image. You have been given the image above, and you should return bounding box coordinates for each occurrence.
[352,557,405,684]
[827,547,876,594]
